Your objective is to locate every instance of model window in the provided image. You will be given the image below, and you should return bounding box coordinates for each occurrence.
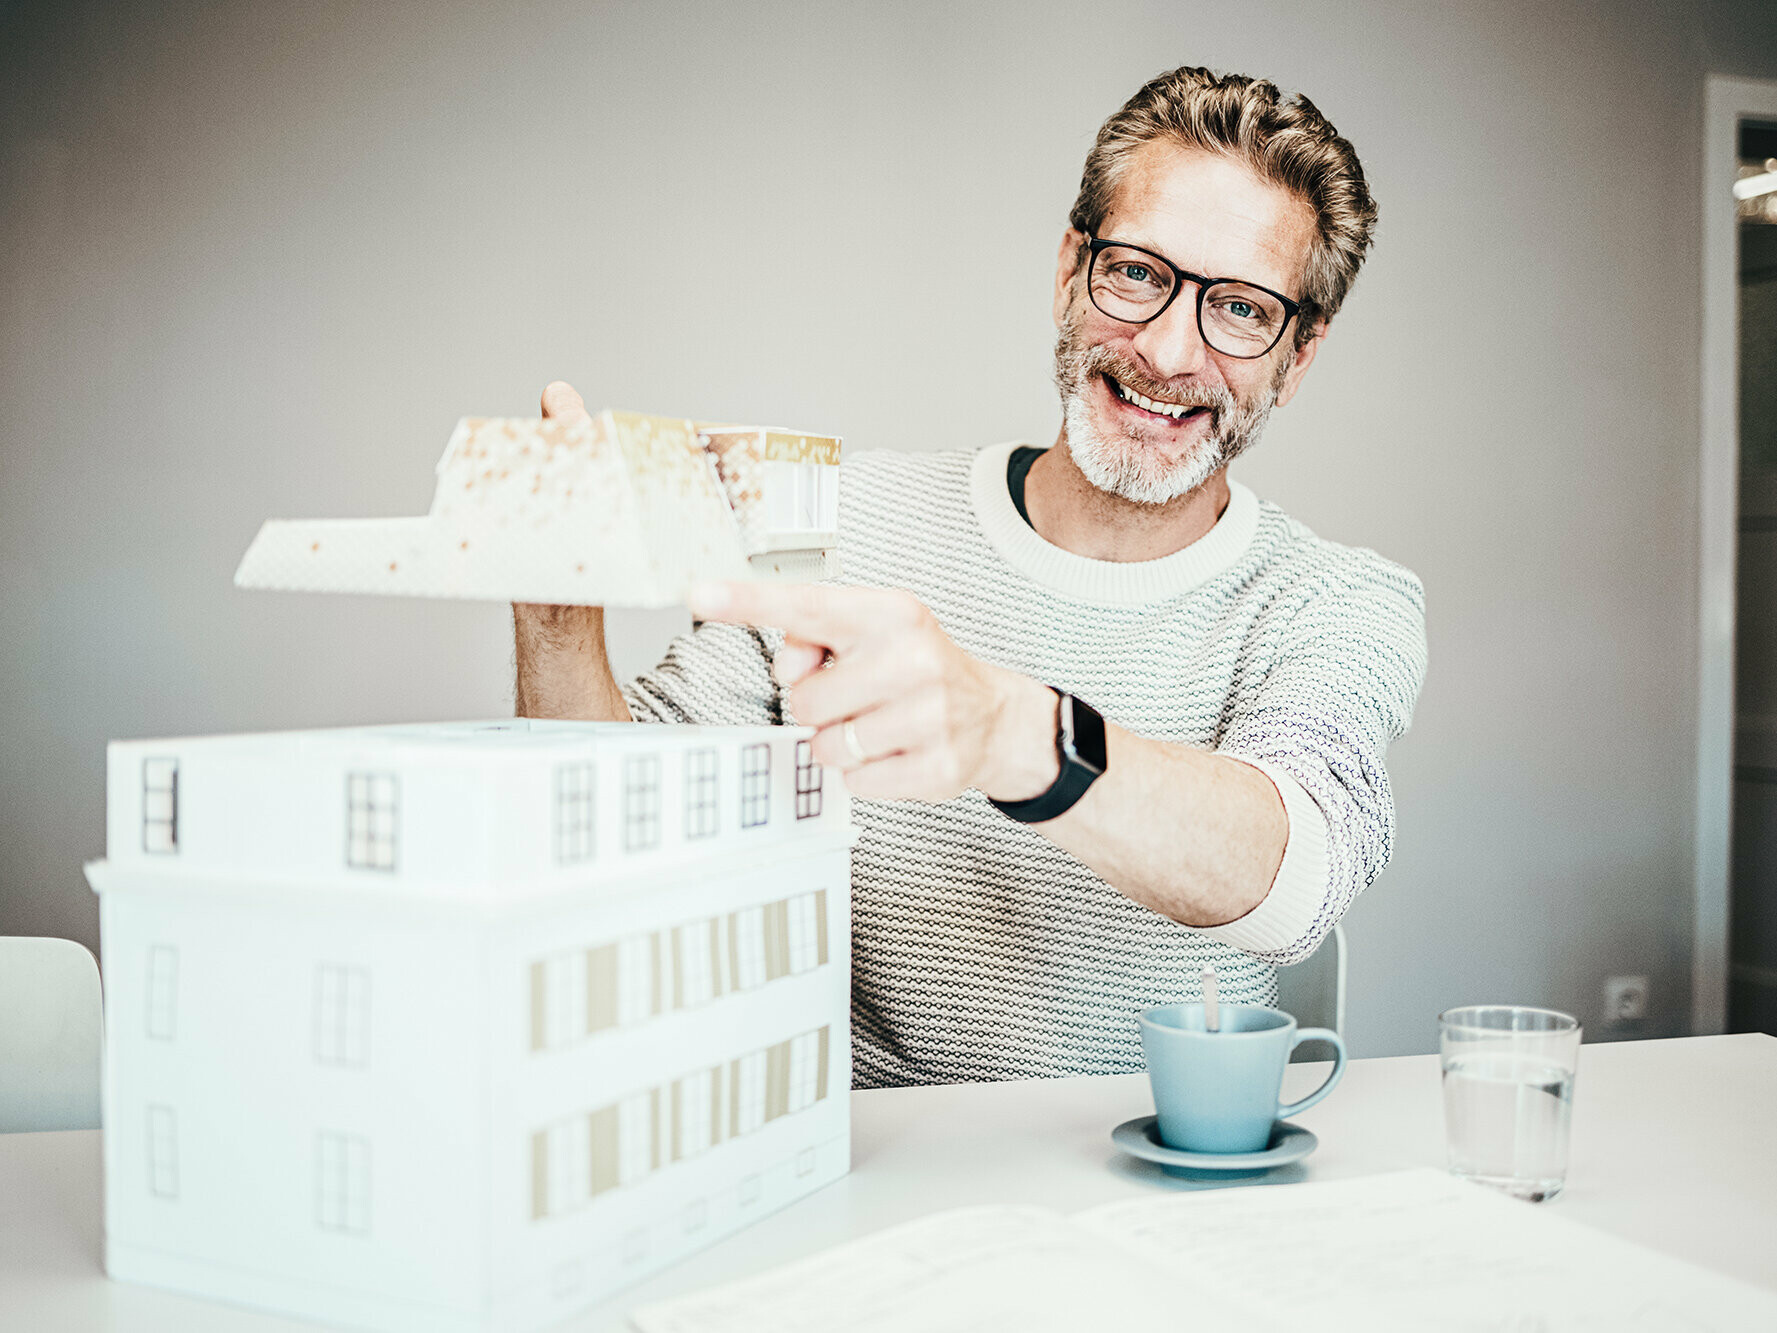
[146,1105,179,1198]
[763,460,798,532]
[536,1118,588,1219]
[800,463,839,529]
[536,951,590,1052]
[616,1091,655,1186]
[762,899,792,981]
[315,1131,371,1233]
[674,1068,714,1161]
[588,1104,620,1199]
[554,762,596,865]
[818,465,839,528]
[797,462,839,529]
[787,893,822,975]
[764,1036,792,1121]
[623,754,662,852]
[729,905,767,991]
[584,944,620,1035]
[684,747,719,839]
[765,460,839,533]
[794,740,823,820]
[796,463,821,528]
[345,773,398,872]
[615,934,656,1025]
[786,1029,823,1114]
[740,743,771,829]
[142,758,179,854]
[314,965,370,1067]
[731,1050,767,1137]
[145,945,178,1040]
[529,1130,549,1220]
[674,920,716,1009]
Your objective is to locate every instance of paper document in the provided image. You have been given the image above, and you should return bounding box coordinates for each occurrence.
[628,1203,1277,1333]
[631,1169,1777,1333]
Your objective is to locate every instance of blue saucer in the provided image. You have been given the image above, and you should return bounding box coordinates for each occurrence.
[1111,1115,1317,1178]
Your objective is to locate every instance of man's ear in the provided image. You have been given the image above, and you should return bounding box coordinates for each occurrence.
[1053,229,1087,327]
[1273,322,1327,408]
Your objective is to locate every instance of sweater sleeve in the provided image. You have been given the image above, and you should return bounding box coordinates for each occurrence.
[621,621,787,727]
[1204,557,1428,964]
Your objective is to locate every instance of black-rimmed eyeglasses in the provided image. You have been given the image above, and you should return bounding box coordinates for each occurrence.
[1084,236,1301,360]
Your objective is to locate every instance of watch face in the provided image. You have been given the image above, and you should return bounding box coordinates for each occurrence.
[987,688,1108,824]
[1061,693,1108,776]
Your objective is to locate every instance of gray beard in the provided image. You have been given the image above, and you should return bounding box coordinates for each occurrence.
[1053,310,1288,507]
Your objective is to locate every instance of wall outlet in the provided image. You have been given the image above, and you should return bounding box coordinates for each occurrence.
[1604,974,1649,1025]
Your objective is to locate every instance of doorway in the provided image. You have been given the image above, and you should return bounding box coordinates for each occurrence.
[1698,77,1777,1036]
[1731,117,1777,1035]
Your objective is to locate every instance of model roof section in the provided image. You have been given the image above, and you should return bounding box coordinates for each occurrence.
[233,410,842,609]
[104,719,847,895]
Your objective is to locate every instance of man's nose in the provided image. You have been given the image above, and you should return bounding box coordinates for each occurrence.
[1129,286,1210,381]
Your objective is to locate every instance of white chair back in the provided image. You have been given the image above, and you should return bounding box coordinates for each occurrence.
[0,936,103,1132]
[1277,922,1347,1059]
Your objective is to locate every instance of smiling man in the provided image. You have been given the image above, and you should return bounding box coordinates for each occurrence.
[515,66,1427,1088]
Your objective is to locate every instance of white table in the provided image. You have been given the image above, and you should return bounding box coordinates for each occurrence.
[3,1034,1773,1330]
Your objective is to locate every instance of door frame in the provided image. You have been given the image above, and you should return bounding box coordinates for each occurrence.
[1696,76,1777,1034]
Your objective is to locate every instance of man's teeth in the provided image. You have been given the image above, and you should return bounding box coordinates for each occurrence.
[1111,378,1195,419]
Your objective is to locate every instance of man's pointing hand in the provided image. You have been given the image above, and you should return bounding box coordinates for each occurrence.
[688,581,1060,805]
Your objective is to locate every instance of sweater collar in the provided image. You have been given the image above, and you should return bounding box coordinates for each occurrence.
[969,441,1260,606]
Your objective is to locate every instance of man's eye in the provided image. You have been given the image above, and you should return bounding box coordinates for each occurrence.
[1221,299,1258,321]
[1119,264,1153,283]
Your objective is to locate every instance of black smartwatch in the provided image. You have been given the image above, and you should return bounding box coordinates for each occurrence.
[989,689,1108,824]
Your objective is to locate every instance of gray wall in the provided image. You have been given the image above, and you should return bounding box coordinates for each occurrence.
[5,0,1776,1056]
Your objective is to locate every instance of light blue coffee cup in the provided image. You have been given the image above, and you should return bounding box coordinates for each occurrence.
[1139,1002,1347,1154]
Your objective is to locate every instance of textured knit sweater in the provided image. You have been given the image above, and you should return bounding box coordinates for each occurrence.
[624,442,1427,1088]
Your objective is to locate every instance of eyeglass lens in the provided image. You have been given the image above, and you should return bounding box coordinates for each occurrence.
[1089,244,1287,357]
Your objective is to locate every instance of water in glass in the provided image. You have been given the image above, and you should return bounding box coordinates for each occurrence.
[1442,1053,1574,1202]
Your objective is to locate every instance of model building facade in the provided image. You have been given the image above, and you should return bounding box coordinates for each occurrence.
[86,719,853,1333]
[233,411,843,607]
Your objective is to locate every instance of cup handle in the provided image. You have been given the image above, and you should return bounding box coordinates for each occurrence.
[1277,1027,1347,1120]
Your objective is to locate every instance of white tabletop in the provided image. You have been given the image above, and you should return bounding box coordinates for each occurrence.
[3,1033,1773,1331]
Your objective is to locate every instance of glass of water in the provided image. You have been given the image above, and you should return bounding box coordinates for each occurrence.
[1438,1005,1581,1202]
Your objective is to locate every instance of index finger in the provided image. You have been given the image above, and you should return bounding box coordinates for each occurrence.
[689,580,903,654]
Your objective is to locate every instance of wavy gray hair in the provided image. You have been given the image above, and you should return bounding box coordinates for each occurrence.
[1068,66,1378,348]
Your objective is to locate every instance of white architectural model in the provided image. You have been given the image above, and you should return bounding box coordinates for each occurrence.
[233,411,843,607]
[85,719,853,1332]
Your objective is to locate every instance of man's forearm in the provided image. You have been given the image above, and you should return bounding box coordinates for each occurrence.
[985,679,1287,927]
[691,578,1291,928]
[513,604,633,721]
[1051,728,1287,926]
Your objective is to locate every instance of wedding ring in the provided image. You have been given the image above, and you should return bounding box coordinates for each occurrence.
[841,718,870,768]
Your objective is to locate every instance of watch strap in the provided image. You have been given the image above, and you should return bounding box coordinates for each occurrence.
[989,690,1107,824]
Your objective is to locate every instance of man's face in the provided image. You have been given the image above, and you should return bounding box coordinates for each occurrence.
[1052,143,1322,505]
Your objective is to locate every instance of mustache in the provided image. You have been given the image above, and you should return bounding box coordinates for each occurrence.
[1076,344,1233,415]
